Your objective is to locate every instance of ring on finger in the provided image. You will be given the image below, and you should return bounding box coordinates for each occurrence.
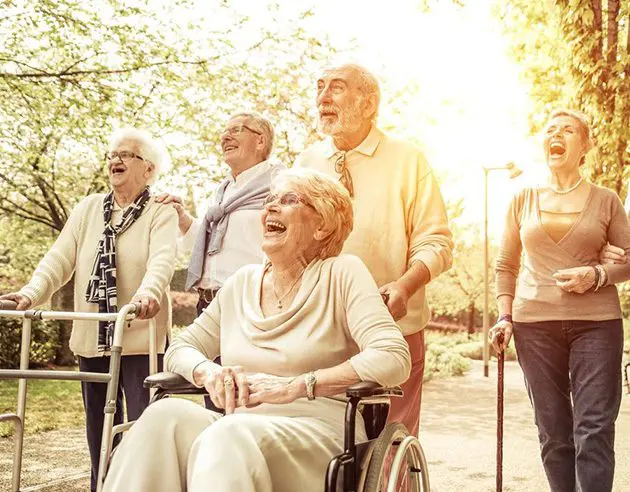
[223,376,234,389]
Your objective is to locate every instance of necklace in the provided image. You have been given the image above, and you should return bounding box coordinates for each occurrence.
[269,268,304,309]
[549,177,583,195]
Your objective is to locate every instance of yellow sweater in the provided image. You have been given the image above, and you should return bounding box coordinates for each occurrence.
[20,194,178,357]
[296,126,453,335]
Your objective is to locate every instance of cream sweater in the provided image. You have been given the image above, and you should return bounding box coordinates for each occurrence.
[20,194,178,357]
[166,255,411,392]
[495,184,630,322]
[295,126,453,336]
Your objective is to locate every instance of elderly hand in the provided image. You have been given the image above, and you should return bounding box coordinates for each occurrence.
[246,373,302,406]
[553,266,596,294]
[489,320,513,353]
[154,193,193,234]
[130,295,160,319]
[197,365,249,415]
[599,243,626,265]
[379,281,410,321]
[0,292,32,311]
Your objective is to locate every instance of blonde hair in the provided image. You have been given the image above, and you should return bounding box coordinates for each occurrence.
[548,108,594,159]
[272,168,353,260]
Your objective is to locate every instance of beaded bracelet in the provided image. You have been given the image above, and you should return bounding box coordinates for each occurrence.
[594,264,607,292]
[497,313,512,324]
[590,265,600,292]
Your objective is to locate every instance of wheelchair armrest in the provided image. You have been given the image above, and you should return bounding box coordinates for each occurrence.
[144,371,204,393]
[346,381,403,399]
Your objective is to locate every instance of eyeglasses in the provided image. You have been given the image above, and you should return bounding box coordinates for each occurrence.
[221,124,262,138]
[333,151,354,197]
[263,192,315,209]
[105,151,145,162]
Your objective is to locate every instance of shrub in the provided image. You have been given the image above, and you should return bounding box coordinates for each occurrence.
[171,291,198,327]
[0,318,60,369]
[424,342,471,382]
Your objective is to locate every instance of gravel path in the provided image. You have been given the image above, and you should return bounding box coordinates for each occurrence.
[420,360,630,492]
[1,360,628,491]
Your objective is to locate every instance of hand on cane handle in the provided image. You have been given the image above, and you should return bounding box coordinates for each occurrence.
[489,320,512,353]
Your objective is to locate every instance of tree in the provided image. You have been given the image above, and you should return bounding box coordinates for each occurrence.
[497,0,629,193]
[0,0,335,363]
[427,203,498,333]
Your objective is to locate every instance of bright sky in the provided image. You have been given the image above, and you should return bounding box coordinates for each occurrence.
[186,0,551,237]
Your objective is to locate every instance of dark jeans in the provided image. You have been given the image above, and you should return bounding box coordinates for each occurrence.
[513,319,624,492]
[79,353,164,492]
[197,295,223,413]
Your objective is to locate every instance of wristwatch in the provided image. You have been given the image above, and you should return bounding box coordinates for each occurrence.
[304,371,317,400]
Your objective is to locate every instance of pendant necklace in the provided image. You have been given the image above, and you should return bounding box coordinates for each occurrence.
[549,177,583,195]
[271,268,304,309]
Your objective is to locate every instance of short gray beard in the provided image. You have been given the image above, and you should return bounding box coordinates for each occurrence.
[317,100,365,136]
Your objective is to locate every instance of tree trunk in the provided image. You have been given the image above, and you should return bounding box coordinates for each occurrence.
[467,302,476,337]
[51,276,75,366]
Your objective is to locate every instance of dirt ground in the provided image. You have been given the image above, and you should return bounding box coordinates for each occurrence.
[1,361,629,491]
[0,427,89,491]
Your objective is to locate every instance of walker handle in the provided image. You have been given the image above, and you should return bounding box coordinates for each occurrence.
[0,300,18,310]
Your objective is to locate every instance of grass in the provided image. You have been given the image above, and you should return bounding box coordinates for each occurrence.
[0,377,84,438]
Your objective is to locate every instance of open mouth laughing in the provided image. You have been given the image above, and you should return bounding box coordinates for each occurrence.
[265,219,287,236]
[110,163,127,175]
[549,141,566,157]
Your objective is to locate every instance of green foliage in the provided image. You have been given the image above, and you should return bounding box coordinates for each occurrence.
[496,0,630,194]
[427,217,497,328]
[0,318,60,369]
[0,0,336,284]
[424,341,471,382]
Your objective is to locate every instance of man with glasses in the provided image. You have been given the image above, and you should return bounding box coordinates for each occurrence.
[160,112,282,317]
[295,64,453,437]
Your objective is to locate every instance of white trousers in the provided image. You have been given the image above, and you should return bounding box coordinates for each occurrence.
[102,397,365,492]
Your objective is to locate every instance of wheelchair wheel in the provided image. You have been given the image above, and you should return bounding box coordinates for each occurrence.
[363,423,430,492]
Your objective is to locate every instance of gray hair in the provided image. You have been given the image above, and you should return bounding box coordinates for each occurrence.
[108,127,170,185]
[229,112,275,161]
[338,63,381,121]
[271,167,353,261]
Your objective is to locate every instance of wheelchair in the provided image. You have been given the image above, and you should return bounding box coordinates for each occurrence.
[144,372,431,492]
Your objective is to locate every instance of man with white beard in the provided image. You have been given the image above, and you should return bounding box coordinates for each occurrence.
[295,63,453,437]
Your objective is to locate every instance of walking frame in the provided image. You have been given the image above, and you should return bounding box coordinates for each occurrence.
[0,300,158,492]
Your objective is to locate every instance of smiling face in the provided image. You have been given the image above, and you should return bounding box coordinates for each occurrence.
[107,138,153,193]
[260,183,325,263]
[316,67,371,137]
[543,115,589,171]
[221,116,266,175]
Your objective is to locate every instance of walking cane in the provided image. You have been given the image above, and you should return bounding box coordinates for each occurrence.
[496,333,505,492]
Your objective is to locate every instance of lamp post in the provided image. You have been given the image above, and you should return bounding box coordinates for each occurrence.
[483,162,522,377]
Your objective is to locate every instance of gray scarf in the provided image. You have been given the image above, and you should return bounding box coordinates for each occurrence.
[185,163,283,290]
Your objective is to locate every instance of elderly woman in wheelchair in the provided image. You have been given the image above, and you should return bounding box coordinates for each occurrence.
[103,168,413,492]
